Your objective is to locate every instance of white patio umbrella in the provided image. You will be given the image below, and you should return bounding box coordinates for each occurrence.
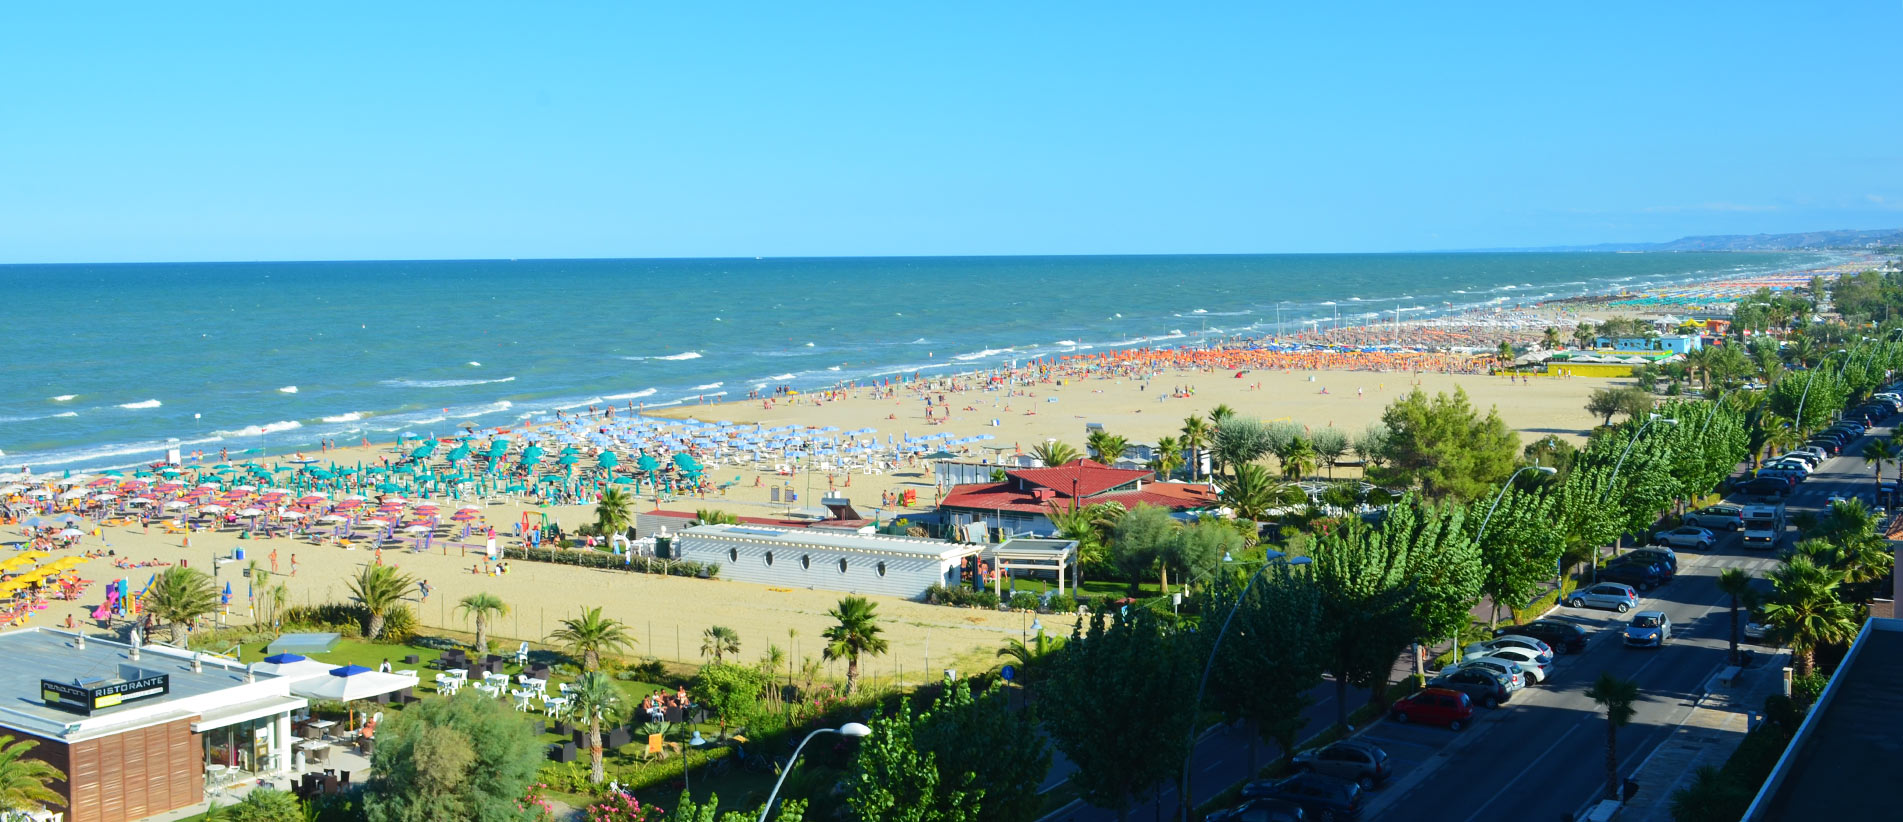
[290,665,413,702]
[252,653,336,681]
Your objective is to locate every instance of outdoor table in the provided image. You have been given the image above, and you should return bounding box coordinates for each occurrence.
[308,719,336,737]
[542,696,569,717]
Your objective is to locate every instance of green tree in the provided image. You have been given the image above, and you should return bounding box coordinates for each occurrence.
[549,605,636,672]
[666,792,806,822]
[1669,765,1756,822]
[455,592,508,655]
[1388,497,1484,678]
[1309,427,1350,479]
[364,691,545,822]
[848,679,1049,822]
[1203,561,1326,773]
[1860,438,1897,496]
[1368,387,1520,502]
[1045,502,1123,577]
[1219,463,1293,522]
[823,596,890,696]
[1309,516,1416,725]
[1085,431,1130,464]
[1470,486,1562,628]
[1762,555,1859,679]
[1716,568,1754,666]
[1543,326,1563,350]
[690,663,770,736]
[700,625,742,664]
[995,630,1066,689]
[1211,417,1274,479]
[1180,416,1210,481]
[1351,423,1391,468]
[225,787,304,822]
[1149,435,1185,479]
[596,487,635,538]
[348,564,417,641]
[0,735,66,816]
[569,671,624,784]
[1110,504,1178,593]
[1042,609,1195,822]
[693,508,739,526]
[146,565,219,645]
[1029,440,1080,468]
[1162,519,1237,592]
[1274,436,1318,480]
[1585,673,1641,801]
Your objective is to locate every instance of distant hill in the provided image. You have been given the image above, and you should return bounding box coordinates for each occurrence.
[1504,227,1903,253]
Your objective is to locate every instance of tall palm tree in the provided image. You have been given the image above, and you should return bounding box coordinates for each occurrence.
[0,735,66,815]
[1086,431,1130,465]
[456,592,509,654]
[700,625,741,664]
[145,565,218,645]
[595,487,634,538]
[1276,437,1318,481]
[1756,413,1798,467]
[1045,501,1124,573]
[1860,438,1897,497]
[1221,463,1293,522]
[1762,555,1859,678]
[1207,404,1237,426]
[1543,326,1563,350]
[1180,416,1210,481]
[567,672,623,784]
[1716,568,1754,665]
[822,596,889,696]
[549,606,635,671]
[344,564,416,640]
[1029,440,1081,468]
[1150,435,1185,479]
[1585,673,1641,801]
[262,582,291,628]
[1573,321,1598,350]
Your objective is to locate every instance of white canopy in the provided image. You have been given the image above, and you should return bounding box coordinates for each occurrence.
[289,665,414,702]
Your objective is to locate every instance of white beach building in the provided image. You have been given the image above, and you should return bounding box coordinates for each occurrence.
[671,523,985,600]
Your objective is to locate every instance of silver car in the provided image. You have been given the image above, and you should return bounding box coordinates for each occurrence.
[1567,583,1639,613]
[1468,635,1554,658]
[1464,648,1550,683]
[1653,526,1715,549]
[1449,658,1528,691]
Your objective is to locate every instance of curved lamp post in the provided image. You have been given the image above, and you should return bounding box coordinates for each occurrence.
[758,722,871,822]
[1592,414,1679,583]
[1178,549,1313,821]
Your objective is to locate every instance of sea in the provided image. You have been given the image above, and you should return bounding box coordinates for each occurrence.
[0,252,1843,473]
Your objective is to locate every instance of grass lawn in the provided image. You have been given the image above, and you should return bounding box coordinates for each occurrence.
[1001,576,1161,598]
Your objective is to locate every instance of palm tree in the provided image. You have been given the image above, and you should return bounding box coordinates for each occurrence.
[551,606,635,672]
[1276,437,1318,480]
[261,582,290,629]
[700,625,741,664]
[595,487,634,538]
[456,592,509,654]
[1207,404,1237,426]
[1086,431,1130,464]
[1716,568,1754,665]
[1585,673,1641,801]
[1046,501,1124,573]
[1573,322,1597,350]
[567,672,623,784]
[1860,438,1897,497]
[1220,462,1293,522]
[344,564,416,640]
[1029,440,1081,468]
[0,736,65,816]
[1757,413,1798,467]
[145,565,218,645]
[1543,326,1563,351]
[822,596,890,696]
[995,629,1066,688]
[1180,416,1210,481]
[1150,435,1185,479]
[691,508,737,525]
[1762,555,1859,678]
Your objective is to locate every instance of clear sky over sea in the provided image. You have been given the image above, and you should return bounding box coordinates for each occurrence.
[2,2,1899,263]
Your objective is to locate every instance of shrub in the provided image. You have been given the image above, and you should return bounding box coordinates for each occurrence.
[500,547,720,579]
[282,603,370,638]
[584,791,665,822]
[225,787,304,822]
[1046,593,1078,614]
[924,584,1001,609]
[378,605,419,644]
[627,657,668,682]
[1008,592,1039,611]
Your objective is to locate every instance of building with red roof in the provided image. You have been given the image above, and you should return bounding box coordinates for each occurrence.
[938,458,1218,536]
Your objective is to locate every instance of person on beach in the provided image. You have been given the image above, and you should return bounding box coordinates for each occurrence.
[269,548,278,574]
[290,555,298,576]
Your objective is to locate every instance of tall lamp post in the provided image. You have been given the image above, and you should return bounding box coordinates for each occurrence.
[1464,465,1557,652]
[757,722,871,822]
[1592,414,1680,583]
[1178,550,1313,822]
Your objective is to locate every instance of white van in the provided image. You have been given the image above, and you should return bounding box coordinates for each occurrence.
[1742,505,1784,550]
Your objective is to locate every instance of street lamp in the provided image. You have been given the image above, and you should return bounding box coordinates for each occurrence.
[1592,414,1679,583]
[683,730,706,797]
[757,722,872,822]
[1464,465,1557,651]
[1179,550,1314,821]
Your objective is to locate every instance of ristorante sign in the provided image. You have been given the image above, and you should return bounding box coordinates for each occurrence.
[41,674,170,715]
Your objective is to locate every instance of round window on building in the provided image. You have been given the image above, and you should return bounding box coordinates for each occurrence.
[877,561,888,577]
[801,554,811,570]
[838,558,849,574]
[764,551,774,566]
[729,547,739,562]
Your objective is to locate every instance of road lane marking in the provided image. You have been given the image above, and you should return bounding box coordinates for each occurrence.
[1458,723,1579,822]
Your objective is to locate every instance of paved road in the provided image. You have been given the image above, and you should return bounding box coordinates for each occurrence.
[1360,413,1890,822]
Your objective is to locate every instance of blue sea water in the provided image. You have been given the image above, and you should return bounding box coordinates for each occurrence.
[0,252,1837,472]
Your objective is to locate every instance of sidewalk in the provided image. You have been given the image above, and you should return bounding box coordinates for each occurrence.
[1608,649,1791,822]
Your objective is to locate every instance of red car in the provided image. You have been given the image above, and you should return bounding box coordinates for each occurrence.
[1389,688,1475,730]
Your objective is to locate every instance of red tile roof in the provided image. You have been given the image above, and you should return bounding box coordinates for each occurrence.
[938,459,1215,515]
[1007,459,1152,498]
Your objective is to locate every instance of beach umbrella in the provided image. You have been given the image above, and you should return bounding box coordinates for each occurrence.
[290,665,413,702]
[59,528,83,537]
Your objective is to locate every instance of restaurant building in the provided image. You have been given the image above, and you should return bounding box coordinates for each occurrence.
[672,523,984,600]
[0,628,307,822]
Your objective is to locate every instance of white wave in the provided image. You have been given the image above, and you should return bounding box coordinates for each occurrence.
[952,347,1013,362]
[1054,340,1079,346]
[321,412,365,423]
[556,398,603,410]
[52,412,77,418]
[691,382,723,390]
[1191,308,1208,314]
[468,361,481,366]
[118,399,161,409]
[380,377,516,388]
[51,395,76,402]
[604,389,657,400]
[804,342,815,347]
[216,420,303,437]
[769,373,796,381]
[678,391,728,401]
[656,351,702,361]
[458,401,514,418]
[15,435,223,469]
[278,386,298,394]
[827,366,842,372]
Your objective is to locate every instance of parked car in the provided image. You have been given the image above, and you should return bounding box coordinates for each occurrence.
[1425,667,1513,708]
[1744,611,1771,642]
[1494,620,1589,654]
[1806,439,1841,456]
[1290,740,1390,790]
[1464,647,1550,683]
[1624,611,1673,648]
[1387,688,1475,731]
[1653,525,1715,549]
[1469,634,1554,658]
[1742,477,1790,500]
[1764,460,1813,476]
[1567,583,1639,613]
[1448,658,1529,690]
[1597,560,1667,591]
[1608,552,1675,581]
[1624,546,1679,574]
[1206,798,1307,822]
[1683,505,1744,531]
[1240,773,1364,821]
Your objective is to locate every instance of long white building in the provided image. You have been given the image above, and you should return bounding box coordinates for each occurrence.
[672,523,985,600]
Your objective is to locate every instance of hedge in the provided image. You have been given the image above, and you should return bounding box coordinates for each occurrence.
[503,547,719,579]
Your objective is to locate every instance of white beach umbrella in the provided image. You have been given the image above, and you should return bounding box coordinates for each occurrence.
[318,514,350,523]
[280,511,305,520]
[237,508,265,517]
[25,489,51,498]
[198,504,227,513]
[290,666,414,702]
[163,500,189,510]
[254,654,343,681]
[59,528,83,537]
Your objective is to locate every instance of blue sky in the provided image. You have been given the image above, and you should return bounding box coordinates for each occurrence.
[2,2,1899,262]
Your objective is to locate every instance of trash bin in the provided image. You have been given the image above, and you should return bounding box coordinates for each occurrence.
[234,547,245,560]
